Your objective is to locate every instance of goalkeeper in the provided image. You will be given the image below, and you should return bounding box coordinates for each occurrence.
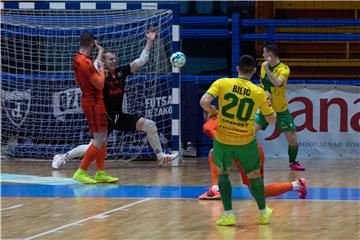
[53,28,178,170]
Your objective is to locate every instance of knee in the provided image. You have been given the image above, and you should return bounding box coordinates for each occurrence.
[142,119,157,133]
[246,169,261,179]
[93,133,108,148]
[100,135,108,146]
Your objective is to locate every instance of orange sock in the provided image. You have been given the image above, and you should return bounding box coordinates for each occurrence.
[209,153,218,186]
[80,144,100,170]
[265,182,293,197]
[96,145,107,171]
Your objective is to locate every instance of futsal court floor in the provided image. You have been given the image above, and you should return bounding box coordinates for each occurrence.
[1,158,359,240]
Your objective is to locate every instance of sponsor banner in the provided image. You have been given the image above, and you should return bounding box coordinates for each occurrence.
[257,85,360,159]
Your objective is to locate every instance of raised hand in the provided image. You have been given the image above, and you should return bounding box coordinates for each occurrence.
[262,57,271,68]
[94,40,103,51]
[145,27,157,41]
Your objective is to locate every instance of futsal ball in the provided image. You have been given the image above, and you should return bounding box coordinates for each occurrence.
[170,52,186,68]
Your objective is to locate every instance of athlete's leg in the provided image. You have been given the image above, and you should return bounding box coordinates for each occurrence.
[65,144,90,159]
[213,139,236,226]
[74,101,108,184]
[137,118,162,158]
[79,132,107,170]
[208,149,219,187]
[52,143,90,169]
[235,139,272,224]
[284,130,298,160]
[198,149,220,200]
[137,117,178,166]
[236,142,306,198]
[277,110,304,170]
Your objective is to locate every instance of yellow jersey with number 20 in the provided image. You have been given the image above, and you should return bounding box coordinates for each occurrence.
[207,77,274,145]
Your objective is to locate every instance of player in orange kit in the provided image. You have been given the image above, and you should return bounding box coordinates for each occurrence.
[198,116,307,200]
[72,32,117,184]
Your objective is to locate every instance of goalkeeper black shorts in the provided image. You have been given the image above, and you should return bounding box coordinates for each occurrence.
[107,112,141,133]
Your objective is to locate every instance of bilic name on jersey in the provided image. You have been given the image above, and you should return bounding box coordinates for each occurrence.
[233,85,251,96]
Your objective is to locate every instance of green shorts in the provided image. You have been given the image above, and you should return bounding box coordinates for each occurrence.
[213,138,260,173]
[255,109,296,132]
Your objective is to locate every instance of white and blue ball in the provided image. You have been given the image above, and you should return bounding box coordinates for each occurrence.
[170,52,186,68]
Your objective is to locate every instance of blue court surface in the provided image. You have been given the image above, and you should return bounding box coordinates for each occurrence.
[1,173,359,201]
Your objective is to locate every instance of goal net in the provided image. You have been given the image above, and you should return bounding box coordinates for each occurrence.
[1,8,174,162]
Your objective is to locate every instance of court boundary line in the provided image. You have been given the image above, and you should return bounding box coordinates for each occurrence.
[0,204,23,211]
[23,198,152,240]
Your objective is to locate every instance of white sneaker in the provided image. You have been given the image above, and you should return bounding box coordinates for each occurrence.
[158,152,179,166]
[52,154,66,169]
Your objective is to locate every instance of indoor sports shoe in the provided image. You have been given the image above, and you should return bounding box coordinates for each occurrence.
[296,177,307,199]
[259,207,273,225]
[52,154,66,169]
[94,170,119,183]
[216,214,236,226]
[73,169,97,184]
[289,161,305,171]
[198,188,221,200]
[158,152,179,166]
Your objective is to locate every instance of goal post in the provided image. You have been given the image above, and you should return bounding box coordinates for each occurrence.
[1,2,181,164]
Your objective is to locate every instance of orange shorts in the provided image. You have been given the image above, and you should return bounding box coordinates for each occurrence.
[81,99,108,133]
[235,143,265,187]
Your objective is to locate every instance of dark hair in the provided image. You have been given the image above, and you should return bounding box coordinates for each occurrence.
[264,43,279,57]
[80,32,96,48]
[103,51,116,56]
[238,55,256,74]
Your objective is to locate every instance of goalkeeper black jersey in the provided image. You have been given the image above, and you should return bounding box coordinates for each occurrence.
[103,64,131,113]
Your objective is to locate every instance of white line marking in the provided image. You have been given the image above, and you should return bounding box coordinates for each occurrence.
[24,198,151,240]
[1,204,23,211]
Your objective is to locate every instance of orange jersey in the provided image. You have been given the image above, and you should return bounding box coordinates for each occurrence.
[73,53,105,101]
[202,117,218,139]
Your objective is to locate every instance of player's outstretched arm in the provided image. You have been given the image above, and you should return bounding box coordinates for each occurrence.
[130,28,157,73]
[88,40,105,90]
[94,40,104,63]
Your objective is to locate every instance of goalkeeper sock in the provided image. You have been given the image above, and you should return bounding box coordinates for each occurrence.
[96,145,107,171]
[65,144,89,160]
[141,120,164,159]
[208,153,219,186]
[218,174,232,211]
[249,177,266,210]
[80,144,99,171]
[288,145,299,163]
[264,182,293,197]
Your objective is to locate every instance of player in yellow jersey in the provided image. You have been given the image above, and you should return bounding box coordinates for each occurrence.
[200,55,277,226]
[255,43,304,170]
